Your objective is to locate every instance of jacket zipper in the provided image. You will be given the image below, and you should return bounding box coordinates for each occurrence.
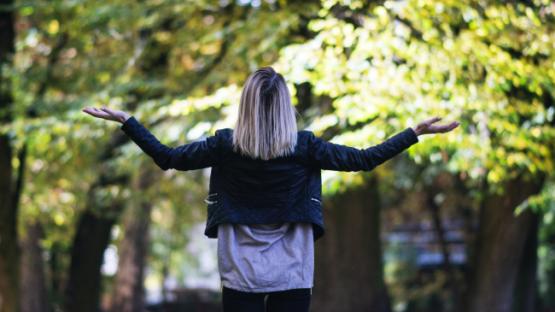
[204,193,218,205]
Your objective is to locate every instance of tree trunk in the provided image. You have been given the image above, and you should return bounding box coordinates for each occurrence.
[513,213,539,312]
[64,131,130,312]
[63,16,174,310]
[0,136,19,312]
[110,169,154,312]
[0,1,18,310]
[465,173,545,312]
[64,207,120,312]
[110,202,152,312]
[311,177,390,312]
[20,221,49,312]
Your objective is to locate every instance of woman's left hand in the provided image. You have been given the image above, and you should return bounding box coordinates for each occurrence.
[82,106,131,124]
[411,117,459,136]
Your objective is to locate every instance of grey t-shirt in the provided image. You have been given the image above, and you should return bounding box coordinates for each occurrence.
[217,222,314,293]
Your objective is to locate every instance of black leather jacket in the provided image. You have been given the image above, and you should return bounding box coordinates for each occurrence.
[120,116,419,240]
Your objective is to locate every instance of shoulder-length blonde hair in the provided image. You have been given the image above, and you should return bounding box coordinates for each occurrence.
[232,66,298,160]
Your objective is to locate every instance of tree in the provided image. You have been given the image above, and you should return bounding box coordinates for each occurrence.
[0,0,20,311]
[275,0,555,310]
[109,167,155,312]
[313,176,391,312]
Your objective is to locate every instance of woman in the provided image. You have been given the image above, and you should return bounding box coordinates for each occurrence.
[83,66,459,312]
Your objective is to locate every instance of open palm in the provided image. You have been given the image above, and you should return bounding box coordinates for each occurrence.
[413,117,459,136]
[82,106,131,124]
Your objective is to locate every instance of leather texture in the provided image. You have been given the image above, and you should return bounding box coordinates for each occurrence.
[120,116,419,240]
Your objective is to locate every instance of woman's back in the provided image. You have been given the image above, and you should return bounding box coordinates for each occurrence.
[211,128,316,211]
[203,127,327,240]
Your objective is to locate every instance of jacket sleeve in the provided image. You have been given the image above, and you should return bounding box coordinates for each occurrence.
[120,116,221,171]
[307,127,419,171]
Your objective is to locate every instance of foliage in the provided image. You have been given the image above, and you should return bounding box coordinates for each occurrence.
[276,0,555,197]
[3,0,555,309]
[6,0,320,299]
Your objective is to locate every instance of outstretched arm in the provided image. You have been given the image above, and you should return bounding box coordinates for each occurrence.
[309,116,459,171]
[82,106,220,171]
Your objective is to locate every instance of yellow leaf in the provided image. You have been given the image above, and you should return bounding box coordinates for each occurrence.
[48,20,59,35]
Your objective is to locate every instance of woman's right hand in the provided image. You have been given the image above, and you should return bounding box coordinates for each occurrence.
[411,117,459,136]
[82,106,131,124]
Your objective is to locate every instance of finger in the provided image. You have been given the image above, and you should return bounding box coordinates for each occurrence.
[87,111,111,119]
[83,108,111,119]
[420,116,442,127]
[426,116,442,125]
[83,107,99,115]
[94,107,110,115]
[446,121,459,130]
[433,126,450,133]
[433,122,459,133]
[100,107,114,114]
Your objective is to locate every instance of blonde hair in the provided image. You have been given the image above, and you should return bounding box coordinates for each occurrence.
[233,66,298,160]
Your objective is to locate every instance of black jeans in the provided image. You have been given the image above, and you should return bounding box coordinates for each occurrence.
[222,286,311,312]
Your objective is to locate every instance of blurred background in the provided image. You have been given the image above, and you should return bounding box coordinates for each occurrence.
[1,0,554,311]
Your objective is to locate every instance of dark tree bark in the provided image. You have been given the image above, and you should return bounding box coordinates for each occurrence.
[20,222,49,312]
[64,205,121,312]
[64,159,129,312]
[0,137,19,312]
[0,0,15,123]
[513,213,539,312]
[110,169,155,312]
[465,173,545,312]
[312,177,391,312]
[0,1,19,311]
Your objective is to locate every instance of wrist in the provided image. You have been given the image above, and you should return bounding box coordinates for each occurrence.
[410,127,421,136]
[119,113,131,124]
